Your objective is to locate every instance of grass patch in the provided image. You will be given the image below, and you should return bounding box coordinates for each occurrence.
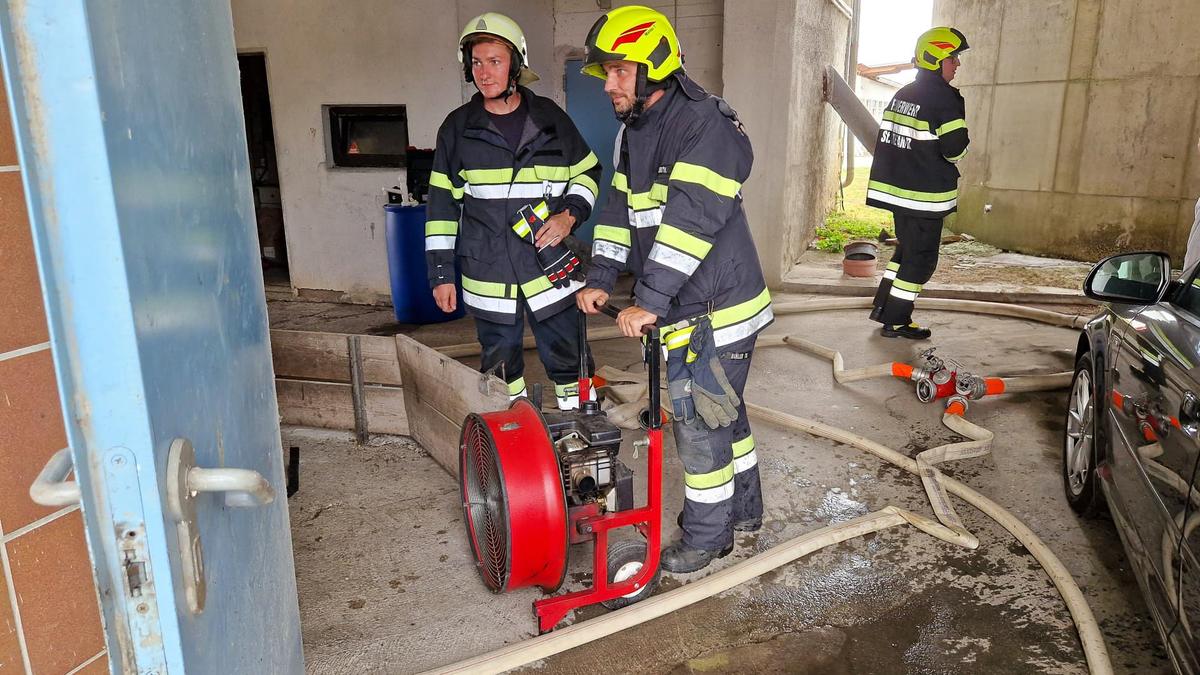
[817,166,894,253]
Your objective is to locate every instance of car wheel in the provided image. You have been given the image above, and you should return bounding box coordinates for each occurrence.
[1063,351,1106,517]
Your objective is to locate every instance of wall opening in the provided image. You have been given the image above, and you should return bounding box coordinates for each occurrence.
[237,52,289,287]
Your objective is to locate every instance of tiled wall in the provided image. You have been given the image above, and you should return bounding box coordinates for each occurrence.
[0,73,107,673]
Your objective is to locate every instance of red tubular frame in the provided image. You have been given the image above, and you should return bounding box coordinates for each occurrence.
[533,308,664,633]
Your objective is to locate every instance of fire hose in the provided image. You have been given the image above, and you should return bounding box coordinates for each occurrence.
[425,300,1112,675]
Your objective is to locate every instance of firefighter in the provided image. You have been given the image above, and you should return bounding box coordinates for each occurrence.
[868,27,970,339]
[427,13,602,409]
[576,6,773,574]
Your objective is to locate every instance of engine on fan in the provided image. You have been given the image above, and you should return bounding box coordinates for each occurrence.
[542,406,634,513]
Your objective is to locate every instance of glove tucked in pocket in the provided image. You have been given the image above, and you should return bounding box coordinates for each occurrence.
[686,319,741,429]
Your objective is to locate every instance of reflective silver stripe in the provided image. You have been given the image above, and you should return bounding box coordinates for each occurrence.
[465,183,554,200]
[628,207,663,229]
[684,481,734,504]
[593,240,630,264]
[713,305,774,347]
[567,182,596,207]
[525,279,582,313]
[867,188,956,212]
[542,180,567,198]
[648,243,701,275]
[883,269,897,280]
[889,285,919,301]
[463,289,518,314]
[880,120,937,141]
[734,449,758,474]
[425,235,456,251]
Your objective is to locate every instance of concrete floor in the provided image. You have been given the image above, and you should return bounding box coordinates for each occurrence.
[277,294,1173,674]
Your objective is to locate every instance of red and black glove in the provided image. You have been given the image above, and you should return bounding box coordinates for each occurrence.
[512,201,580,289]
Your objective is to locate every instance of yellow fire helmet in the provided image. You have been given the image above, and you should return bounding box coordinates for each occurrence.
[458,12,539,86]
[582,5,683,82]
[913,26,969,71]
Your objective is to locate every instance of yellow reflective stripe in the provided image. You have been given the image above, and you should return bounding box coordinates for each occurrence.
[733,435,755,458]
[946,147,968,162]
[570,173,600,198]
[655,223,712,260]
[867,180,956,203]
[881,109,930,131]
[513,220,532,238]
[570,152,599,176]
[593,224,631,246]
[429,171,464,199]
[461,275,515,298]
[425,220,458,236]
[613,172,667,209]
[892,279,922,293]
[508,377,527,396]
[664,325,695,351]
[684,462,734,490]
[662,288,772,352]
[460,167,514,184]
[936,118,967,136]
[712,288,771,329]
[670,161,741,198]
[520,276,553,297]
[885,261,901,272]
[528,165,570,182]
[534,201,550,218]
[554,381,576,397]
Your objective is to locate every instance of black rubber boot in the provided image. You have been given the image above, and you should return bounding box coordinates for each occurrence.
[881,323,932,340]
[676,512,762,533]
[660,539,733,573]
[868,306,883,323]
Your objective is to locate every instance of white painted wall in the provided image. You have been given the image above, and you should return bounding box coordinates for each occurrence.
[231,0,723,300]
[231,0,550,300]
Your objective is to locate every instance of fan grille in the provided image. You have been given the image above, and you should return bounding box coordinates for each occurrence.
[463,415,509,590]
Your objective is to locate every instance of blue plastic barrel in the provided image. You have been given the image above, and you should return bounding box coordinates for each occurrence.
[384,204,464,324]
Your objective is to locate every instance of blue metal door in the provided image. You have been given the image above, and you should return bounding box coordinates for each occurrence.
[565,58,620,242]
[0,2,303,673]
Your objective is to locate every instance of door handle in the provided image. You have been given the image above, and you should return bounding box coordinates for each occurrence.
[29,448,82,506]
[167,437,275,614]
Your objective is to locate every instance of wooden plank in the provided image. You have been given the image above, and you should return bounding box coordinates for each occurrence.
[270,329,402,385]
[275,378,408,435]
[395,334,508,476]
[405,396,464,478]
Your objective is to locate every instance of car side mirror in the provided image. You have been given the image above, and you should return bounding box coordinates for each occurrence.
[1083,251,1171,305]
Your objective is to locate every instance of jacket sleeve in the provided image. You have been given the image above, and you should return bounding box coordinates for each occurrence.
[557,114,602,229]
[634,110,752,317]
[586,158,631,296]
[935,95,970,164]
[426,118,465,288]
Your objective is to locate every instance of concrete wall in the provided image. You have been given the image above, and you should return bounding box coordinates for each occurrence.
[231,0,726,300]
[724,0,851,285]
[934,0,1200,262]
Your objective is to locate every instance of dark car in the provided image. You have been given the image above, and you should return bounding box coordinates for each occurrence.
[1067,251,1200,674]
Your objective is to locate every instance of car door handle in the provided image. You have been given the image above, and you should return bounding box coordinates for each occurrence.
[29,447,81,506]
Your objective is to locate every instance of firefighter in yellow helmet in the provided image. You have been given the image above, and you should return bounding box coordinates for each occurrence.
[426,13,603,409]
[868,27,970,339]
[578,6,773,573]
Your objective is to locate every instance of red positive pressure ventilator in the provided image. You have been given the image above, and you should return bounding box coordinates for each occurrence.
[460,304,663,633]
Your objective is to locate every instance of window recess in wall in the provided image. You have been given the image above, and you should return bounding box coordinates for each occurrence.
[325,105,408,168]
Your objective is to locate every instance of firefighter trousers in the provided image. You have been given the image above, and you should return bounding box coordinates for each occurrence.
[873,213,943,326]
[474,302,594,407]
[668,335,763,551]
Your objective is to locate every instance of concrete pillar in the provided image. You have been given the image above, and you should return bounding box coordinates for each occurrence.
[722,0,850,287]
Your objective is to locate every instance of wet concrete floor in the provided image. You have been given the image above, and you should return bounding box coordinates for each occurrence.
[280,294,1172,674]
